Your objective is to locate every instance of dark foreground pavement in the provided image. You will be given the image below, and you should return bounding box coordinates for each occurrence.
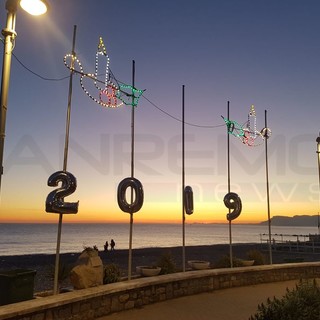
[96,280,298,320]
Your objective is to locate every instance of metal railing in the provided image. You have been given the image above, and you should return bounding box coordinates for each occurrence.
[260,233,320,253]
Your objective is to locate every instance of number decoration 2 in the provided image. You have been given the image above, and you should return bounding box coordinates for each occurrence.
[223,192,242,221]
[184,186,194,215]
[46,171,79,214]
[221,105,271,147]
[117,177,144,213]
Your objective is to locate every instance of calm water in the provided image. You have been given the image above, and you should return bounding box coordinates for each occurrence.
[0,223,318,256]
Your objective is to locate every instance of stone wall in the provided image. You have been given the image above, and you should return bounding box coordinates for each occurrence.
[1,262,320,320]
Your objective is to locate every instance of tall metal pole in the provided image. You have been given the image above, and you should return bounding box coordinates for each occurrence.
[182,85,186,272]
[128,60,135,280]
[264,109,272,264]
[62,25,77,172]
[227,101,233,268]
[316,134,320,234]
[53,25,77,294]
[0,1,17,196]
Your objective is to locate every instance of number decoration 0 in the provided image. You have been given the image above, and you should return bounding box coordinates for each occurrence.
[117,177,144,213]
[223,192,242,221]
[184,186,194,215]
[46,171,79,214]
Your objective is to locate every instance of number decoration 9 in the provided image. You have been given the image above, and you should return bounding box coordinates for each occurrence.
[46,171,79,214]
[223,192,242,221]
[184,186,194,215]
[117,177,144,213]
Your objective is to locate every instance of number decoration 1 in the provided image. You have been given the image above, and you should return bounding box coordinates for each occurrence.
[117,177,144,213]
[46,171,79,214]
[221,105,271,147]
[223,192,242,221]
[184,186,194,215]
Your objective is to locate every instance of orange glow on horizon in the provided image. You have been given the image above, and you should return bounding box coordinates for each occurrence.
[0,194,317,224]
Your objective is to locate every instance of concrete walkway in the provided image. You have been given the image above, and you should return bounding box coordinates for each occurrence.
[97,280,298,320]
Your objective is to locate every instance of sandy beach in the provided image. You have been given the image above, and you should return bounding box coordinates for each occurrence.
[1,243,319,293]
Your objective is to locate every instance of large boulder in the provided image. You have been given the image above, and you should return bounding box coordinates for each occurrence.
[70,248,103,289]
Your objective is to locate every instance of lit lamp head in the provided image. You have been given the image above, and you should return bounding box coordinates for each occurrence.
[4,0,48,15]
[19,0,48,15]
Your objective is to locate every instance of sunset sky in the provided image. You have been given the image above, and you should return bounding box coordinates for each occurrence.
[0,0,320,224]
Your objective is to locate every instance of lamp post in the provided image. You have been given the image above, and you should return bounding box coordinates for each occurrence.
[0,0,48,194]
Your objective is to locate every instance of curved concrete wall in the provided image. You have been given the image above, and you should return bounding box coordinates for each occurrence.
[1,262,320,320]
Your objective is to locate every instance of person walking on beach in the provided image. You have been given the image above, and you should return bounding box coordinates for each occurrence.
[104,241,109,251]
[110,239,115,251]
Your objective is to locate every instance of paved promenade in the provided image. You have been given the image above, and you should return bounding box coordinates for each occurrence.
[97,280,298,320]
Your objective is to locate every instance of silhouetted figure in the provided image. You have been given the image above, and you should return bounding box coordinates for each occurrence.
[110,239,115,251]
[104,241,109,251]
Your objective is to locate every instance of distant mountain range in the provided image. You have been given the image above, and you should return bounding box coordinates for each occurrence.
[260,215,319,227]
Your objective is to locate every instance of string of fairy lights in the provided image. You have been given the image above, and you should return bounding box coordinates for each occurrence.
[1,36,271,142]
[64,37,145,109]
[221,104,271,147]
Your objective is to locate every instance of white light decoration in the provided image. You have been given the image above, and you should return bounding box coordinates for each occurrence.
[64,37,146,109]
[222,105,271,147]
[64,37,124,108]
[247,104,257,139]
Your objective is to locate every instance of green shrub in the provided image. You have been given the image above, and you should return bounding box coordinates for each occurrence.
[214,255,244,268]
[103,264,120,284]
[157,251,177,274]
[246,249,266,265]
[249,279,320,320]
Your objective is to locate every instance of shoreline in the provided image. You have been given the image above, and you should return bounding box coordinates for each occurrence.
[1,243,319,293]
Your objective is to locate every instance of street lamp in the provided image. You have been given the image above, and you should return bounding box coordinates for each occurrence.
[0,0,48,194]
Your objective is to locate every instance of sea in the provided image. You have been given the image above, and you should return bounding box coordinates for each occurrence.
[0,223,318,256]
